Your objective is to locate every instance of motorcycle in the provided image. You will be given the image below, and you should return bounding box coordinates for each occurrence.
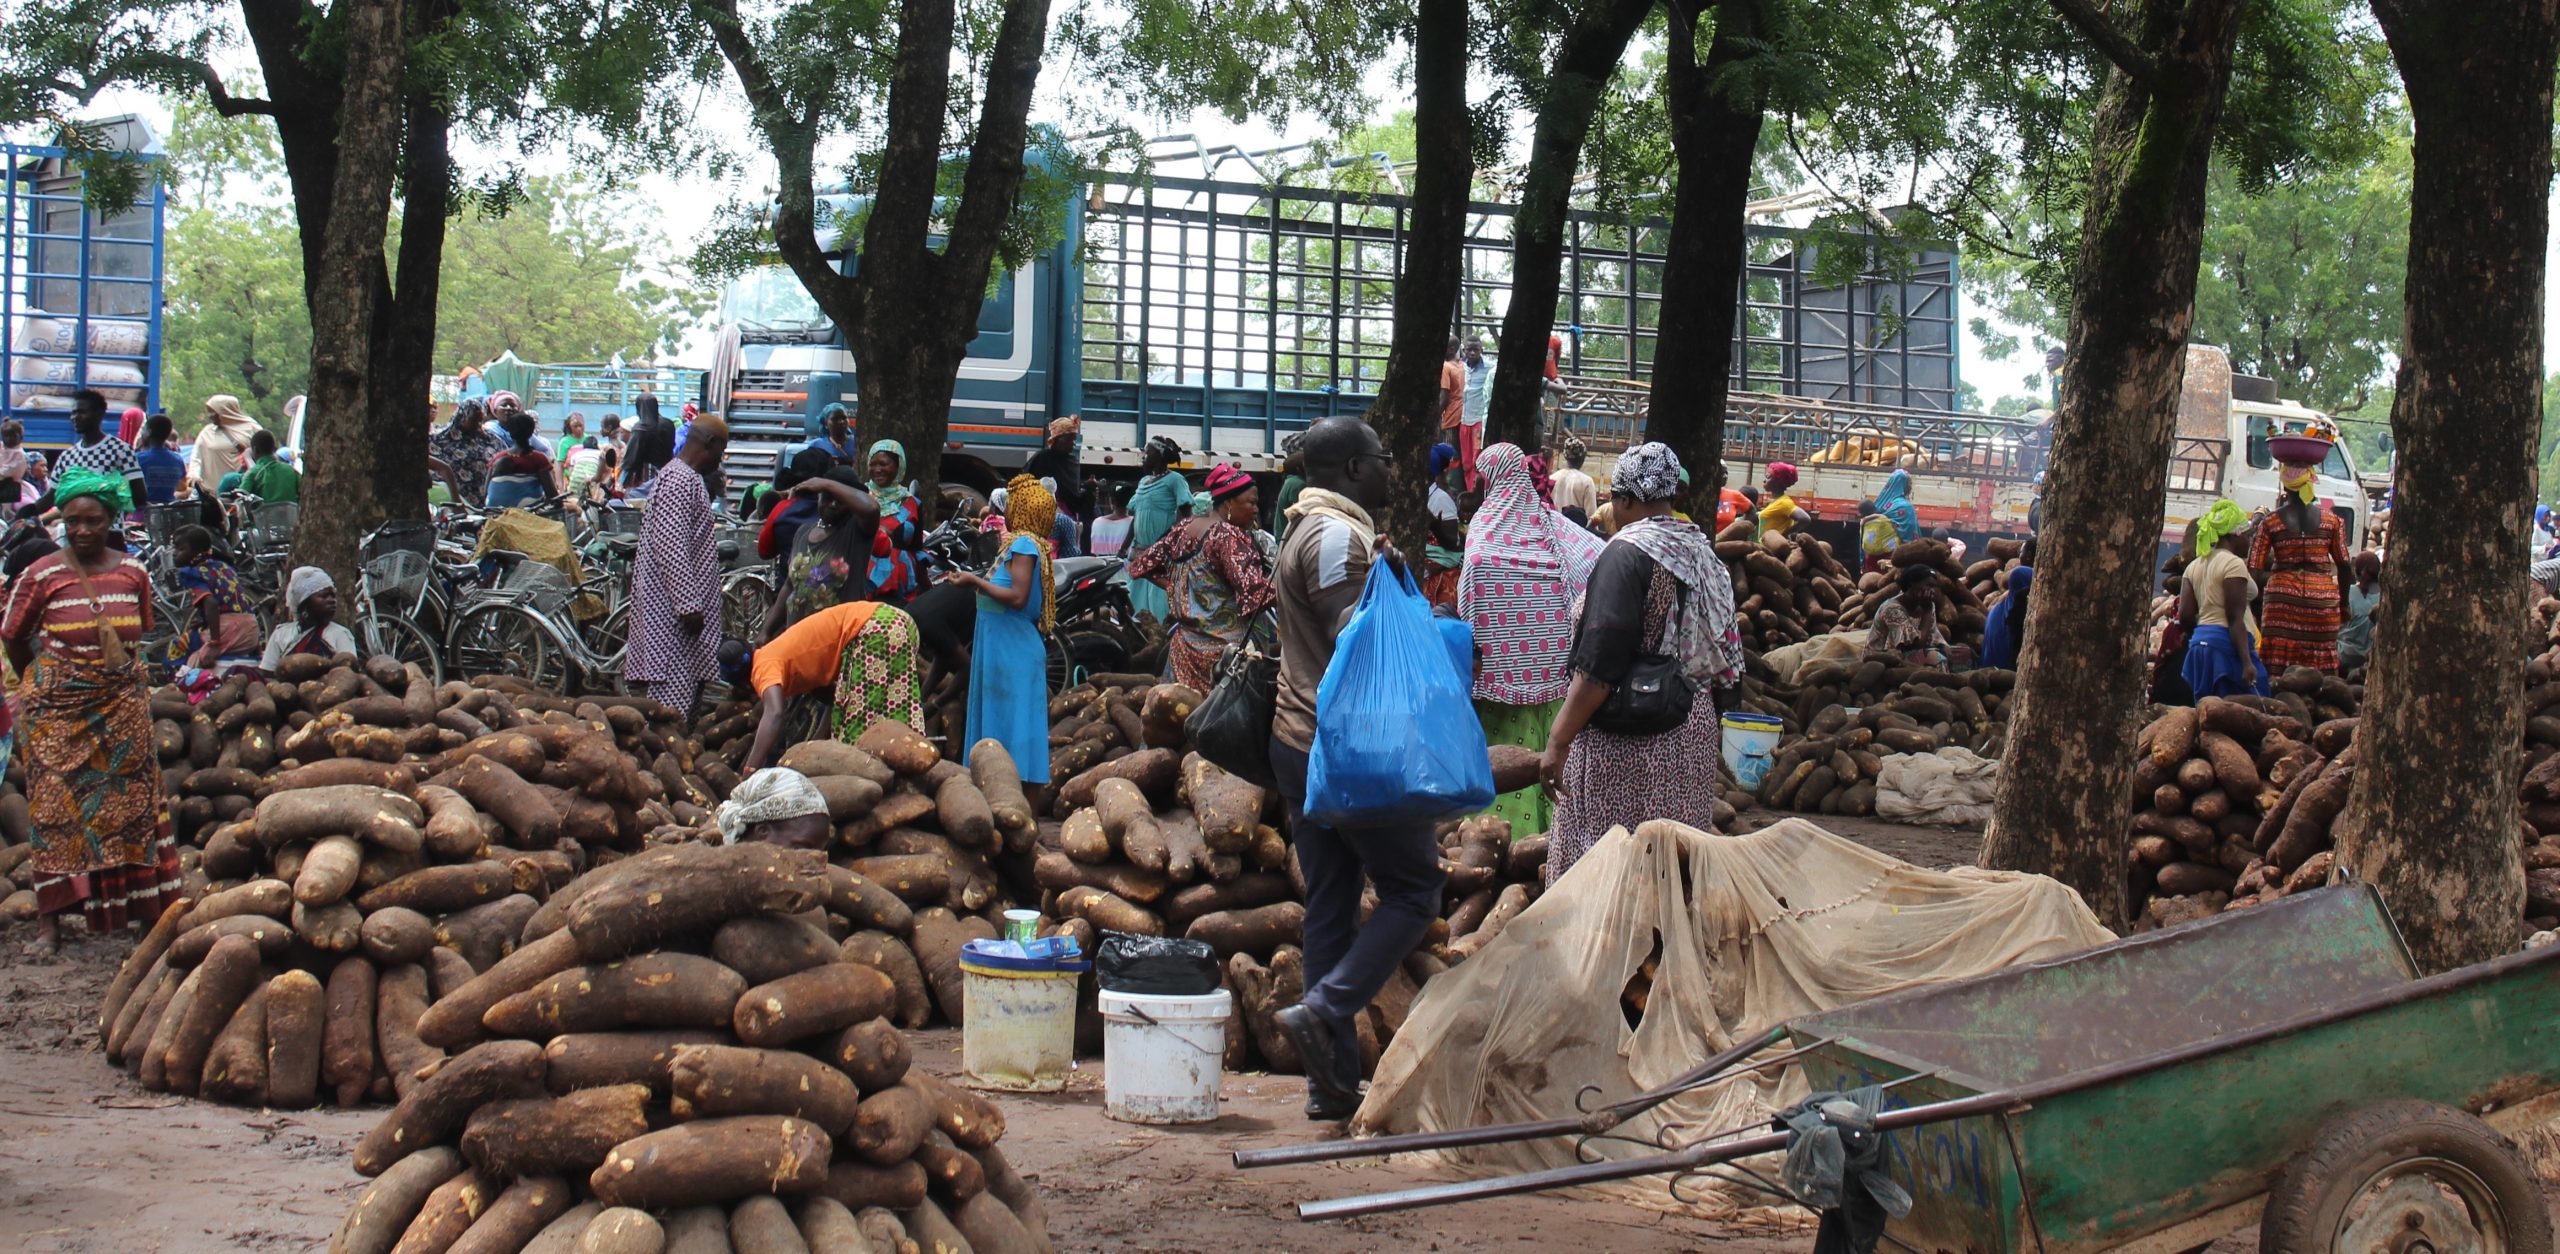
[1044,554,1144,691]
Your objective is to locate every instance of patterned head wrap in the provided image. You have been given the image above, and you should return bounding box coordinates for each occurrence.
[866,439,912,511]
[1766,462,1799,491]
[1001,474,1058,635]
[1205,463,1254,502]
[2278,461,2319,504]
[2195,499,2249,552]
[490,390,526,416]
[715,767,829,845]
[52,465,130,515]
[1047,415,1081,441]
[1611,441,1685,503]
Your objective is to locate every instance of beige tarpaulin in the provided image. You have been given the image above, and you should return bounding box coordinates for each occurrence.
[470,508,603,621]
[1353,817,2111,1219]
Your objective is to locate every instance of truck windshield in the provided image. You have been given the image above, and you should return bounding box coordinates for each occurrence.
[2245,416,2354,479]
[721,266,826,328]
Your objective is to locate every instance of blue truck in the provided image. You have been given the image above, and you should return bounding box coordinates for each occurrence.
[2,120,165,450]
[704,167,1965,507]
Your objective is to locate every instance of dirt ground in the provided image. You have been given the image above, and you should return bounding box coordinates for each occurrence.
[0,813,1964,1254]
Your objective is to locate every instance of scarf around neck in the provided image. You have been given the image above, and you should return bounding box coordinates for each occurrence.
[1609,514,1744,687]
[1284,487,1376,551]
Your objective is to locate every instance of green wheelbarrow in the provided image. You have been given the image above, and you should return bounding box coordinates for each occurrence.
[1242,883,2560,1253]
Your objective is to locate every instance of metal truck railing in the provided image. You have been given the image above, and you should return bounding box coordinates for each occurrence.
[3,140,164,448]
[1548,374,2052,483]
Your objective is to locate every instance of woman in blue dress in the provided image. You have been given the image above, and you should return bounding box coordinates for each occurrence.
[1124,437,1189,624]
[951,474,1056,785]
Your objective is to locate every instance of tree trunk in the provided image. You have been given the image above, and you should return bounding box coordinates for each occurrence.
[1482,0,1656,454]
[1979,0,2243,930]
[294,0,408,585]
[1362,0,1473,557]
[2334,0,2559,974]
[1648,0,1765,504]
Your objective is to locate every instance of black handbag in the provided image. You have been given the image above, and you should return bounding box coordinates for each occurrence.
[1187,637,1280,788]
[1590,653,1695,737]
[1590,583,1695,737]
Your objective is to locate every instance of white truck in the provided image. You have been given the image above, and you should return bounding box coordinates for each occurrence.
[1558,342,2369,556]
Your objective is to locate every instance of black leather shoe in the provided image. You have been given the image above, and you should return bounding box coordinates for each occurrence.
[1276,1005,1357,1102]
[1304,1088,1359,1121]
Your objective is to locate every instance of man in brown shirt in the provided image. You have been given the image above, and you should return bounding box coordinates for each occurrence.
[1268,416,1445,1119]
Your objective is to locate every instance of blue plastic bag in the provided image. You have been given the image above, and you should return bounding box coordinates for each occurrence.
[1435,614,1475,688]
[1306,559,1495,826]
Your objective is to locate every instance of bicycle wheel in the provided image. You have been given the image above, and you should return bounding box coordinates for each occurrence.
[450,602,564,690]
[369,610,444,687]
[584,603,636,696]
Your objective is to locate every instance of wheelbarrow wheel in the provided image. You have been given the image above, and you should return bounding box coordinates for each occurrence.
[2261,1099,2551,1254]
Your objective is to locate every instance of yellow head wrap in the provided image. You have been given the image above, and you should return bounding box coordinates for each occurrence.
[1000,474,1058,635]
[2194,499,2248,554]
[2278,461,2318,504]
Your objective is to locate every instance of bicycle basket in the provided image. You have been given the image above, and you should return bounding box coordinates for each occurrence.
[245,501,300,551]
[363,520,438,562]
[146,501,197,547]
[364,549,432,616]
[596,503,644,541]
[498,555,573,618]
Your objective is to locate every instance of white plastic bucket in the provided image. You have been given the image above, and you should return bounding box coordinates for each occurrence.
[960,955,1083,1092]
[1721,712,1786,790]
[1098,988,1232,1124]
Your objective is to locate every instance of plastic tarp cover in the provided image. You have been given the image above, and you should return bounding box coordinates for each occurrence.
[1874,747,2002,828]
[1352,817,2112,1219]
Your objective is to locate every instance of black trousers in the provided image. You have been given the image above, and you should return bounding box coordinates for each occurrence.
[1268,735,1446,1084]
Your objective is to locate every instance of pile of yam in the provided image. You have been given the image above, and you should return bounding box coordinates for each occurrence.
[322,839,1055,1254]
[1830,535,2016,651]
[0,773,36,924]
[1706,523,1862,653]
[1731,661,2016,818]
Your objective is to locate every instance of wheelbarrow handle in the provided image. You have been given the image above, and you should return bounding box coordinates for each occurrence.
[1233,1024,1790,1170]
[1297,1126,1795,1221]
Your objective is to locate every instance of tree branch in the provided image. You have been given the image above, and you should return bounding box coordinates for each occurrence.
[687,0,844,309]
[2046,0,2160,85]
[940,0,1052,306]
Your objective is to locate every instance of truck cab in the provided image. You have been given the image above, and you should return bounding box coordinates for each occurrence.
[2164,344,2365,555]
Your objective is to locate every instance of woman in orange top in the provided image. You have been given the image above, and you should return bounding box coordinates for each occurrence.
[739,600,926,772]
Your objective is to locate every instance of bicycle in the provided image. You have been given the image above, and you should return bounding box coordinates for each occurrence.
[446,552,635,695]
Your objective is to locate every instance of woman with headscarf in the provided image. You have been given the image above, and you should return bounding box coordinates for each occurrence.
[621,393,678,493]
[1539,442,1742,882]
[1461,442,1604,836]
[1758,463,1807,536]
[950,475,1056,785]
[1,468,180,947]
[1422,441,1465,609]
[261,566,359,669]
[865,439,922,599]
[191,394,263,496]
[2249,445,2352,673]
[2180,499,2268,699]
[1128,463,1276,693]
[1125,437,1189,623]
[766,467,880,634]
[1874,466,1920,544]
[1979,565,2033,670]
[740,599,928,770]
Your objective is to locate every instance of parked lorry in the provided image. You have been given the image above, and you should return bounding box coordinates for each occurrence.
[704,165,1964,504]
[2,119,164,450]
[703,163,2360,554]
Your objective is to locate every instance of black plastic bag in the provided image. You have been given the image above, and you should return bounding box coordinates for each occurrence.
[1097,934,1220,996]
[1187,639,1279,789]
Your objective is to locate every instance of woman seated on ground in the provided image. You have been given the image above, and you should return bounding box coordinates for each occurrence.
[261,566,358,671]
[714,767,832,850]
[1870,563,1951,667]
[737,599,927,773]
[169,525,262,687]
